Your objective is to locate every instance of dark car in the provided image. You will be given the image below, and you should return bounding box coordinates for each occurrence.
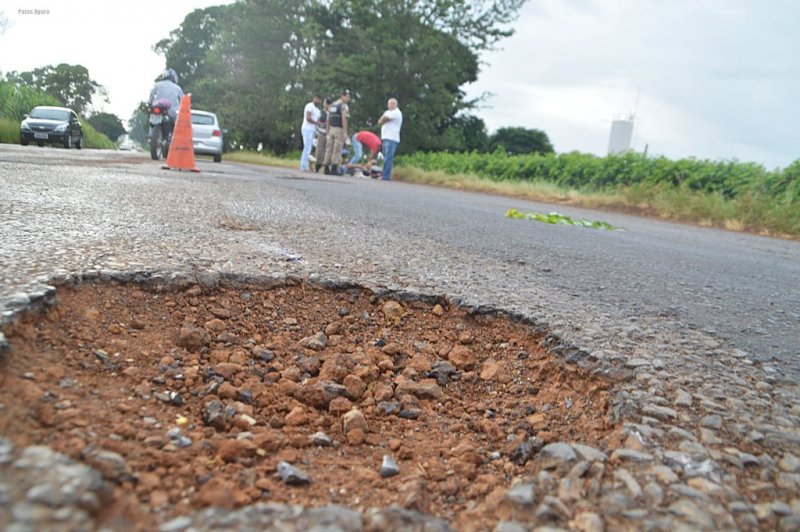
[20,106,83,149]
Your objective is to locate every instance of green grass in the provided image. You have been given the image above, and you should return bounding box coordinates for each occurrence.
[80,122,116,149]
[225,150,299,169]
[0,118,20,143]
[394,165,800,239]
[505,208,620,230]
[0,81,61,122]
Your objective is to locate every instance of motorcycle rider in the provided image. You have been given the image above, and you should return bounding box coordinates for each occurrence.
[148,68,184,120]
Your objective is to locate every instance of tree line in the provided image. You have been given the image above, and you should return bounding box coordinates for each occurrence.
[152,0,553,155]
[2,64,126,142]
[3,0,558,155]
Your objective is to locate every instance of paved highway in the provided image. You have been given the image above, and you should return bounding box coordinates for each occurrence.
[1,146,798,378]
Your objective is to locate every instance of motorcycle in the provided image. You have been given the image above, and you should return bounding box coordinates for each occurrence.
[148,98,173,160]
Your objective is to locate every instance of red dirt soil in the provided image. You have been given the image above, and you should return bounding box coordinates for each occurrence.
[0,281,615,529]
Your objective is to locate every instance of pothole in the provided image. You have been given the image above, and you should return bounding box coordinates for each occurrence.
[0,279,616,529]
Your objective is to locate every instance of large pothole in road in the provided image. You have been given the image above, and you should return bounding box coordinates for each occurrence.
[1,280,616,529]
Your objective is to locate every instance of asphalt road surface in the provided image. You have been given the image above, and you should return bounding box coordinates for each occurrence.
[2,146,799,379]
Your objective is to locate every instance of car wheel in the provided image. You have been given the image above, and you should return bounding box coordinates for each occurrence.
[76,134,83,150]
[214,153,222,163]
[20,138,29,146]
[64,134,73,149]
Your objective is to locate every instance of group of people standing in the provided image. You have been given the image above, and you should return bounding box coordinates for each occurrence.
[300,90,403,181]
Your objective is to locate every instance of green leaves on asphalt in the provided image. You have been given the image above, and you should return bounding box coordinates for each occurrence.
[505,208,621,230]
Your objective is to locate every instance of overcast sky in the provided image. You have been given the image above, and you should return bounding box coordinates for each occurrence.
[2,0,797,169]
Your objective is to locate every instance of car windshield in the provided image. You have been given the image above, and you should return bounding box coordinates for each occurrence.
[29,108,70,121]
[191,114,215,126]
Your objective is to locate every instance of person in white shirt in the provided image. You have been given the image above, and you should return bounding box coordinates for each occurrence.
[300,95,321,172]
[377,98,402,180]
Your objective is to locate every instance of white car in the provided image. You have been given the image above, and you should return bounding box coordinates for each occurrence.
[190,110,223,162]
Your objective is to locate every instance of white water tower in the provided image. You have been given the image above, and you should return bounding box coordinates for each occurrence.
[608,113,634,154]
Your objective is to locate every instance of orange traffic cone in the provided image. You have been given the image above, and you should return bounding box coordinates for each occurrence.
[163,94,199,172]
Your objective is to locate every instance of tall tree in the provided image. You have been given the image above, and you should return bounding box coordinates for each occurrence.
[154,5,232,90]
[490,127,554,155]
[128,110,148,146]
[155,0,526,153]
[87,112,126,142]
[305,1,482,152]
[5,64,106,115]
[438,114,490,152]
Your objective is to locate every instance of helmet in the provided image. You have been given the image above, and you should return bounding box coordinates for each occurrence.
[160,68,178,84]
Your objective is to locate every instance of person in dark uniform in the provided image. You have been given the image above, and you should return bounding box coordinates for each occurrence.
[322,89,351,175]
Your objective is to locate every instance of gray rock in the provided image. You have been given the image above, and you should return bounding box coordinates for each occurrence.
[509,436,542,466]
[674,389,693,407]
[159,516,194,531]
[669,498,715,528]
[570,512,604,532]
[12,501,52,523]
[670,483,708,500]
[379,455,400,478]
[364,507,453,531]
[668,427,697,441]
[536,495,572,521]
[740,453,760,467]
[540,442,577,469]
[779,516,800,531]
[506,483,536,506]
[684,459,723,482]
[614,469,642,499]
[377,401,401,416]
[166,427,183,440]
[642,405,677,421]
[687,477,724,497]
[310,432,332,446]
[571,443,608,463]
[700,414,723,430]
[599,491,636,513]
[777,472,800,489]
[699,428,722,445]
[651,465,680,484]
[729,501,754,513]
[26,483,71,507]
[201,399,234,431]
[779,453,800,473]
[611,449,654,463]
[298,332,327,351]
[643,482,664,506]
[81,448,130,481]
[771,501,793,515]
[495,521,528,532]
[277,461,311,486]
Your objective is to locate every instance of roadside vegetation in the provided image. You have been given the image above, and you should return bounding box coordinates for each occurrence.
[395,151,800,239]
[224,151,298,169]
[0,79,115,149]
[199,147,800,238]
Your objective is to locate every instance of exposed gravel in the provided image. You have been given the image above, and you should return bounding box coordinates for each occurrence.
[1,146,799,530]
